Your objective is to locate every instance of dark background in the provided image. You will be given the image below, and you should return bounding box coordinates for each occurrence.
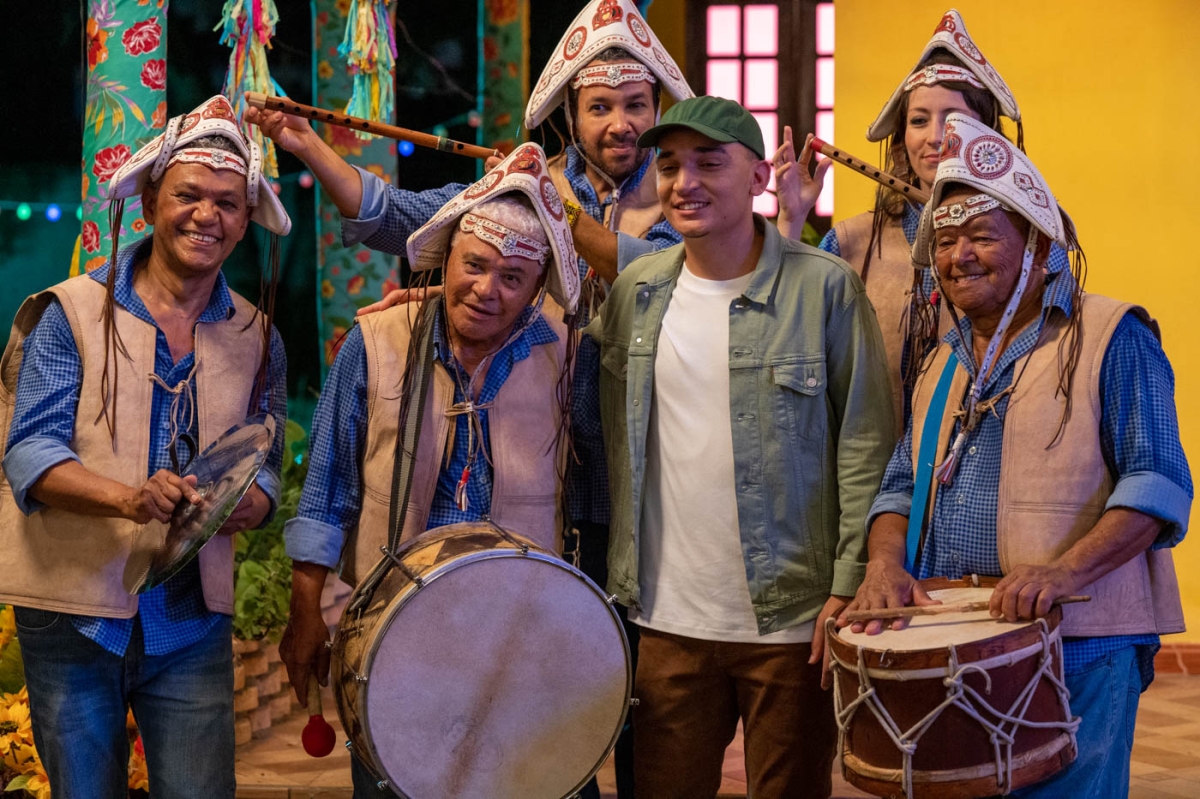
[0,1,581,420]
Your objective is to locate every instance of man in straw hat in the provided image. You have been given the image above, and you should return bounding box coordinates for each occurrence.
[0,94,290,796]
[842,112,1190,797]
[593,95,894,798]
[281,143,583,798]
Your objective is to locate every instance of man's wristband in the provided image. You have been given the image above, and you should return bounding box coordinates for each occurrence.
[564,199,583,230]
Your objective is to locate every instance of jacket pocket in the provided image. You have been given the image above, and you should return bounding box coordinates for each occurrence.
[771,360,827,441]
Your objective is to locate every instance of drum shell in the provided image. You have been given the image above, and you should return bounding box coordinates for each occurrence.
[330,522,631,798]
[829,577,1077,799]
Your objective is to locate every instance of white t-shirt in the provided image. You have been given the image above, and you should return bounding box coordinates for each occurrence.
[629,263,814,644]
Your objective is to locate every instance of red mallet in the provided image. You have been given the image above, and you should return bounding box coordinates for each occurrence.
[301,676,336,757]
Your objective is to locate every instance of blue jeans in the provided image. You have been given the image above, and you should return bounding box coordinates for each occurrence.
[15,606,235,799]
[1010,646,1144,799]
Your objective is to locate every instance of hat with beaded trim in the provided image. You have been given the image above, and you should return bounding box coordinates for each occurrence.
[407,143,580,314]
[525,0,693,130]
[867,9,1020,144]
[911,113,1071,269]
[108,95,291,236]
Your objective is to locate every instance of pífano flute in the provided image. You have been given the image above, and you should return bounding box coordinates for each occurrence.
[244,92,498,161]
[841,595,1091,623]
[808,137,930,206]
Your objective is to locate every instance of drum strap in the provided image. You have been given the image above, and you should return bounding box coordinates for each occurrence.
[906,351,959,573]
[386,294,440,553]
[349,296,441,615]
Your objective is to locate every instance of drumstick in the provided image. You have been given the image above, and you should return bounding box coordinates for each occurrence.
[842,595,1091,623]
[808,137,930,206]
[244,92,498,161]
[300,676,336,757]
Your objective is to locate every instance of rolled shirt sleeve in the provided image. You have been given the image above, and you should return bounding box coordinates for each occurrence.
[284,325,370,570]
[1099,312,1193,547]
[340,166,465,254]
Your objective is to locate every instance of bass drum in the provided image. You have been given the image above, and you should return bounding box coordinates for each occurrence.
[332,521,632,798]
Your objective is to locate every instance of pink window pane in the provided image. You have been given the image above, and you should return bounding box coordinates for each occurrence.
[816,3,835,56]
[707,6,742,56]
[755,190,779,217]
[815,111,835,216]
[816,57,834,110]
[754,111,778,179]
[744,60,778,111]
[744,5,779,57]
[707,60,742,103]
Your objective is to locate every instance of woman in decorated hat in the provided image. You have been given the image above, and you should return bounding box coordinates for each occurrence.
[773,9,1064,436]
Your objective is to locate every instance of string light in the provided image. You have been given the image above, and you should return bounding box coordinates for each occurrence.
[398,140,415,157]
[15,204,31,221]
[45,204,62,222]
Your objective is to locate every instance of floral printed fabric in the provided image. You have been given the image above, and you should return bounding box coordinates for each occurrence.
[79,0,169,275]
[482,0,527,155]
[314,0,400,373]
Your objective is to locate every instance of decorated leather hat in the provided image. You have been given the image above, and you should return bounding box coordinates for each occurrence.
[406,143,580,314]
[109,95,291,236]
[525,0,693,130]
[867,9,1020,143]
[912,113,1071,268]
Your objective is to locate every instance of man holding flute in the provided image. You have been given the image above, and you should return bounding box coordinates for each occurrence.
[842,113,1190,799]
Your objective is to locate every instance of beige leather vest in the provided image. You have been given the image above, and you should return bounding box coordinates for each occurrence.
[0,273,265,617]
[911,293,1184,637]
[346,305,569,586]
[834,212,920,439]
[548,152,664,240]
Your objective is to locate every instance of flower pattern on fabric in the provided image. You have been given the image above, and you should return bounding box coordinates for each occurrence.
[140,58,166,90]
[482,0,527,152]
[314,0,400,376]
[92,144,133,183]
[121,18,162,56]
[80,0,165,273]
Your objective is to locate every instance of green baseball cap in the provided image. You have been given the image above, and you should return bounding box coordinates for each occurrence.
[636,95,765,159]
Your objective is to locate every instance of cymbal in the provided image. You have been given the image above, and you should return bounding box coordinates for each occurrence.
[123,414,276,595]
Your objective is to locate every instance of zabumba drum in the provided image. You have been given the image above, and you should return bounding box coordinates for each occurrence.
[331,521,632,798]
[828,576,1079,799]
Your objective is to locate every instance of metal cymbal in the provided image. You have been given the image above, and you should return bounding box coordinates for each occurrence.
[123,414,276,595]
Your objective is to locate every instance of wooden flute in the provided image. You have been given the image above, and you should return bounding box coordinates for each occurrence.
[244,92,498,161]
[841,595,1091,623]
[808,137,930,206]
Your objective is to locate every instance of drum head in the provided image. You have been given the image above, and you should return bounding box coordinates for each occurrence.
[836,587,1034,652]
[123,414,275,594]
[362,552,629,799]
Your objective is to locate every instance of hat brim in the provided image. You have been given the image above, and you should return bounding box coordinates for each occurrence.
[636,122,761,158]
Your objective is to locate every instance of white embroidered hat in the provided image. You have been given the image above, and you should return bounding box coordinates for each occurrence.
[867,9,1020,143]
[912,113,1070,269]
[109,95,292,236]
[406,143,580,314]
[525,0,693,130]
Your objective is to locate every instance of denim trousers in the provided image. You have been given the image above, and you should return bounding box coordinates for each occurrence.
[1009,646,1144,799]
[14,606,235,799]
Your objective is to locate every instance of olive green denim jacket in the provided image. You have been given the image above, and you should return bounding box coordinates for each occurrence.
[591,219,895,634]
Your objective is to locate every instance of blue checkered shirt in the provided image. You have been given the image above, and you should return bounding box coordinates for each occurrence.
[868,268,1192,674]
[820,203,1071,426]
[3,237,287,656]
[284,306,564,569]
[339,154,681,526]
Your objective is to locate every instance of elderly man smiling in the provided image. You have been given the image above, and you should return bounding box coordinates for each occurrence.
[842,113,1191,799]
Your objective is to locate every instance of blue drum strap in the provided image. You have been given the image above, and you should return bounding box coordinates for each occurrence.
[906,351,959,573]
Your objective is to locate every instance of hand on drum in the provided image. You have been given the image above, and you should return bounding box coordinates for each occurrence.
[773,126,831,230]
[989,563,1078,623]
[837,560,940,635]
[811,594,853,689]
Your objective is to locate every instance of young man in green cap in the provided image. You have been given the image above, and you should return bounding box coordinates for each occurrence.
[591,96,894,797]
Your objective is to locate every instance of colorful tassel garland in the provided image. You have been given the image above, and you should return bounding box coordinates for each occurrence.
[215,0,283,177]
[339,0,397,138]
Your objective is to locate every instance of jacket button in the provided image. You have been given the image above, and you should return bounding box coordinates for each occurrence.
[642,291,650,298]
[633,399,640,406]
[635,337,643,343]
[806,377,817,387]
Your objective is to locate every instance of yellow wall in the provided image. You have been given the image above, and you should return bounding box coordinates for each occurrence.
[835,1,1200,638]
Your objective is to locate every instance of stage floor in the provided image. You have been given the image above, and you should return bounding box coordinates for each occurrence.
[234,673,1200,798]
